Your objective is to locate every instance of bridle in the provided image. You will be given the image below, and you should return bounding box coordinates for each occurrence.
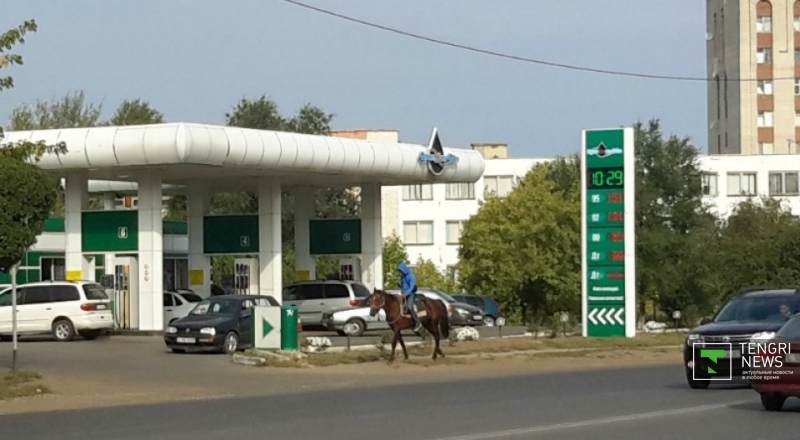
[369,292,403,325]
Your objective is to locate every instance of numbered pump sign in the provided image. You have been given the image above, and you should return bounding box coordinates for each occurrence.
[580,128,636,338]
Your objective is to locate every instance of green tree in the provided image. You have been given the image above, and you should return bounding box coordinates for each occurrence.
[9,90,103,130]
[382,232,408,289]
[0,20,66,271]
[109,99,164,126]
[458,164,581,323]
[413,258,448,290]
[632,119,718,319]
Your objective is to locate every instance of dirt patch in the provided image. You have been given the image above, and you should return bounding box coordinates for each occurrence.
[0,370,49,400]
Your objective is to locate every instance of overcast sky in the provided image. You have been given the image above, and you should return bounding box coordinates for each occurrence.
[2,0,707,157]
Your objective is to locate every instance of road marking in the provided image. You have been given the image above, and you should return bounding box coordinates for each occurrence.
[431,401,749,440]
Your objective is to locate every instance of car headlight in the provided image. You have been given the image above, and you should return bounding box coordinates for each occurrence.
[457,309,470,315]
[686,333,701,345]
[200,327,216,335]
[750,331,775,345]
[166,326,177,334]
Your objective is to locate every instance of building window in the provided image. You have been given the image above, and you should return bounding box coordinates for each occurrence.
[758,111,774,127]
[759,143,774,154]
[756,15,773,33]
[796,112,800,126]
[701,173,718,196]
[769,171,800,195]
[757,47,773,64]
[403,221,434,245]
[795,49,800,63]
[726,172,757,196]
[445,183,475,200]
[484,175,516,198]
[402,184,433,201]
[445,220,466,245]
[795,15,800,32]
[757,80,773,95]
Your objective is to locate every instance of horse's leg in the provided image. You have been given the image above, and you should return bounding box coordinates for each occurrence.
[389,328,399,364]
[434,319,445,359]
[397,333,409,360]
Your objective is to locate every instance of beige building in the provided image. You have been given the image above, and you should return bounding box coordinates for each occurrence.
[707,0,800,155]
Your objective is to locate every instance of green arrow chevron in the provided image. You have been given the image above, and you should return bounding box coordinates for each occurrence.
[262,318,274,337]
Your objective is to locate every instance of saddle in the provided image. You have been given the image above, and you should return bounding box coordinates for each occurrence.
[400,295,428,318]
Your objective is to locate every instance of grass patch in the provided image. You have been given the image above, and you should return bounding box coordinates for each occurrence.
[249,333,685,369]
[0,370,49,400]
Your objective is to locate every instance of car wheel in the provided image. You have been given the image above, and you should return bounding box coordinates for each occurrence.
[761,393,787,411]
[223,331,239,354]
[344,319,366,337]
[685,367,710,389]
[52,319,75,342]
[171,348,186,354]
[484,316,496,327]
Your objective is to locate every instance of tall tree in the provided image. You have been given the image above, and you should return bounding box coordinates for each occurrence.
[0,20,66,271]
[457,164,581,323]
[633,119,718,319]
[109,99,164,126]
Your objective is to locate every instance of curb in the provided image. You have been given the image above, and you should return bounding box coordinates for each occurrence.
[109,330,163,336]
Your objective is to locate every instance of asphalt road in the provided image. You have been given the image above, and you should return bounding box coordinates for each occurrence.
[3,364,796,440]
[304,324,527,347]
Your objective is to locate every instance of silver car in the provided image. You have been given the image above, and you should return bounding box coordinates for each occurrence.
[322,305,388,336]
[283,280,371,327]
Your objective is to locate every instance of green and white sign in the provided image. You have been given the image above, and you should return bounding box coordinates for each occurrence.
[253,306,281,350]
[581,128,636,338]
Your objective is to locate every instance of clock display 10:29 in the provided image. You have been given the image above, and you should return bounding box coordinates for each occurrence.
[587,167,624,189]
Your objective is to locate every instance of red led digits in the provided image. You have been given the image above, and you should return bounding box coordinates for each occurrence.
[609,232,624,242]
[609,251,624,262]
[607,212,624,222]
[607,271,625,279]
[607,193,623,204]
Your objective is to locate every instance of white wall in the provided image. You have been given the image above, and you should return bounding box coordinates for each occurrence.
[389,153,800,272]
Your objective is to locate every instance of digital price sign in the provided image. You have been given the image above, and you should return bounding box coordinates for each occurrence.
[587,167,624,189]
[581,128,635,338]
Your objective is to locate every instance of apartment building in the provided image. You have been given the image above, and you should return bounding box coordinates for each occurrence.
[707,0,800,154]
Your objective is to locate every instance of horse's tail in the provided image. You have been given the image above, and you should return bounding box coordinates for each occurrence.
[438,301,450,339]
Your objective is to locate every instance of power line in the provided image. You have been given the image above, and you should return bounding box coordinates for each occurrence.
[279,0,788,83]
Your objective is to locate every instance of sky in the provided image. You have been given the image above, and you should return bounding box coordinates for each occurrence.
[2,0,708,157]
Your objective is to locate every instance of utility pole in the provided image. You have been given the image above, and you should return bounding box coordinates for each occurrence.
[10,263,18,372]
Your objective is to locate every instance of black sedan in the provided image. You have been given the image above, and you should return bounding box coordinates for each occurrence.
[164,294,278,354]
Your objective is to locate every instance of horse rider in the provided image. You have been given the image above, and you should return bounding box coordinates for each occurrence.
[397,261,423,332]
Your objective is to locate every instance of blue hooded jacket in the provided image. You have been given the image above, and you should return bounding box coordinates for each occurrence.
[397,261,417,297]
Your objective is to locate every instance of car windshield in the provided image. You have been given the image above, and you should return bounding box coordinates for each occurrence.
[776,317,800,338]
[714,296,799,322]
[190,299,238,316]
[83,284,109,300]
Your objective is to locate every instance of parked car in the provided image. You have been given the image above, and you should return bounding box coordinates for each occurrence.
[283,280,371,326]
[414,288,484,327]
[322,305,387,336]
[164,290,204,324]
[165,294,278,354]
[452,294,505,326]
[0,280,113,341]
[683,287,800,389]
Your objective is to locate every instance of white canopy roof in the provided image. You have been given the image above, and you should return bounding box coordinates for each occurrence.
[3,122,485,188]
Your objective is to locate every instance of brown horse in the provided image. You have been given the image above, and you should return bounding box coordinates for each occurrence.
[367,289,450,363]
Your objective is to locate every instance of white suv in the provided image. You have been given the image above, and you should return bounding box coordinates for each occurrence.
[0,280,114,341]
